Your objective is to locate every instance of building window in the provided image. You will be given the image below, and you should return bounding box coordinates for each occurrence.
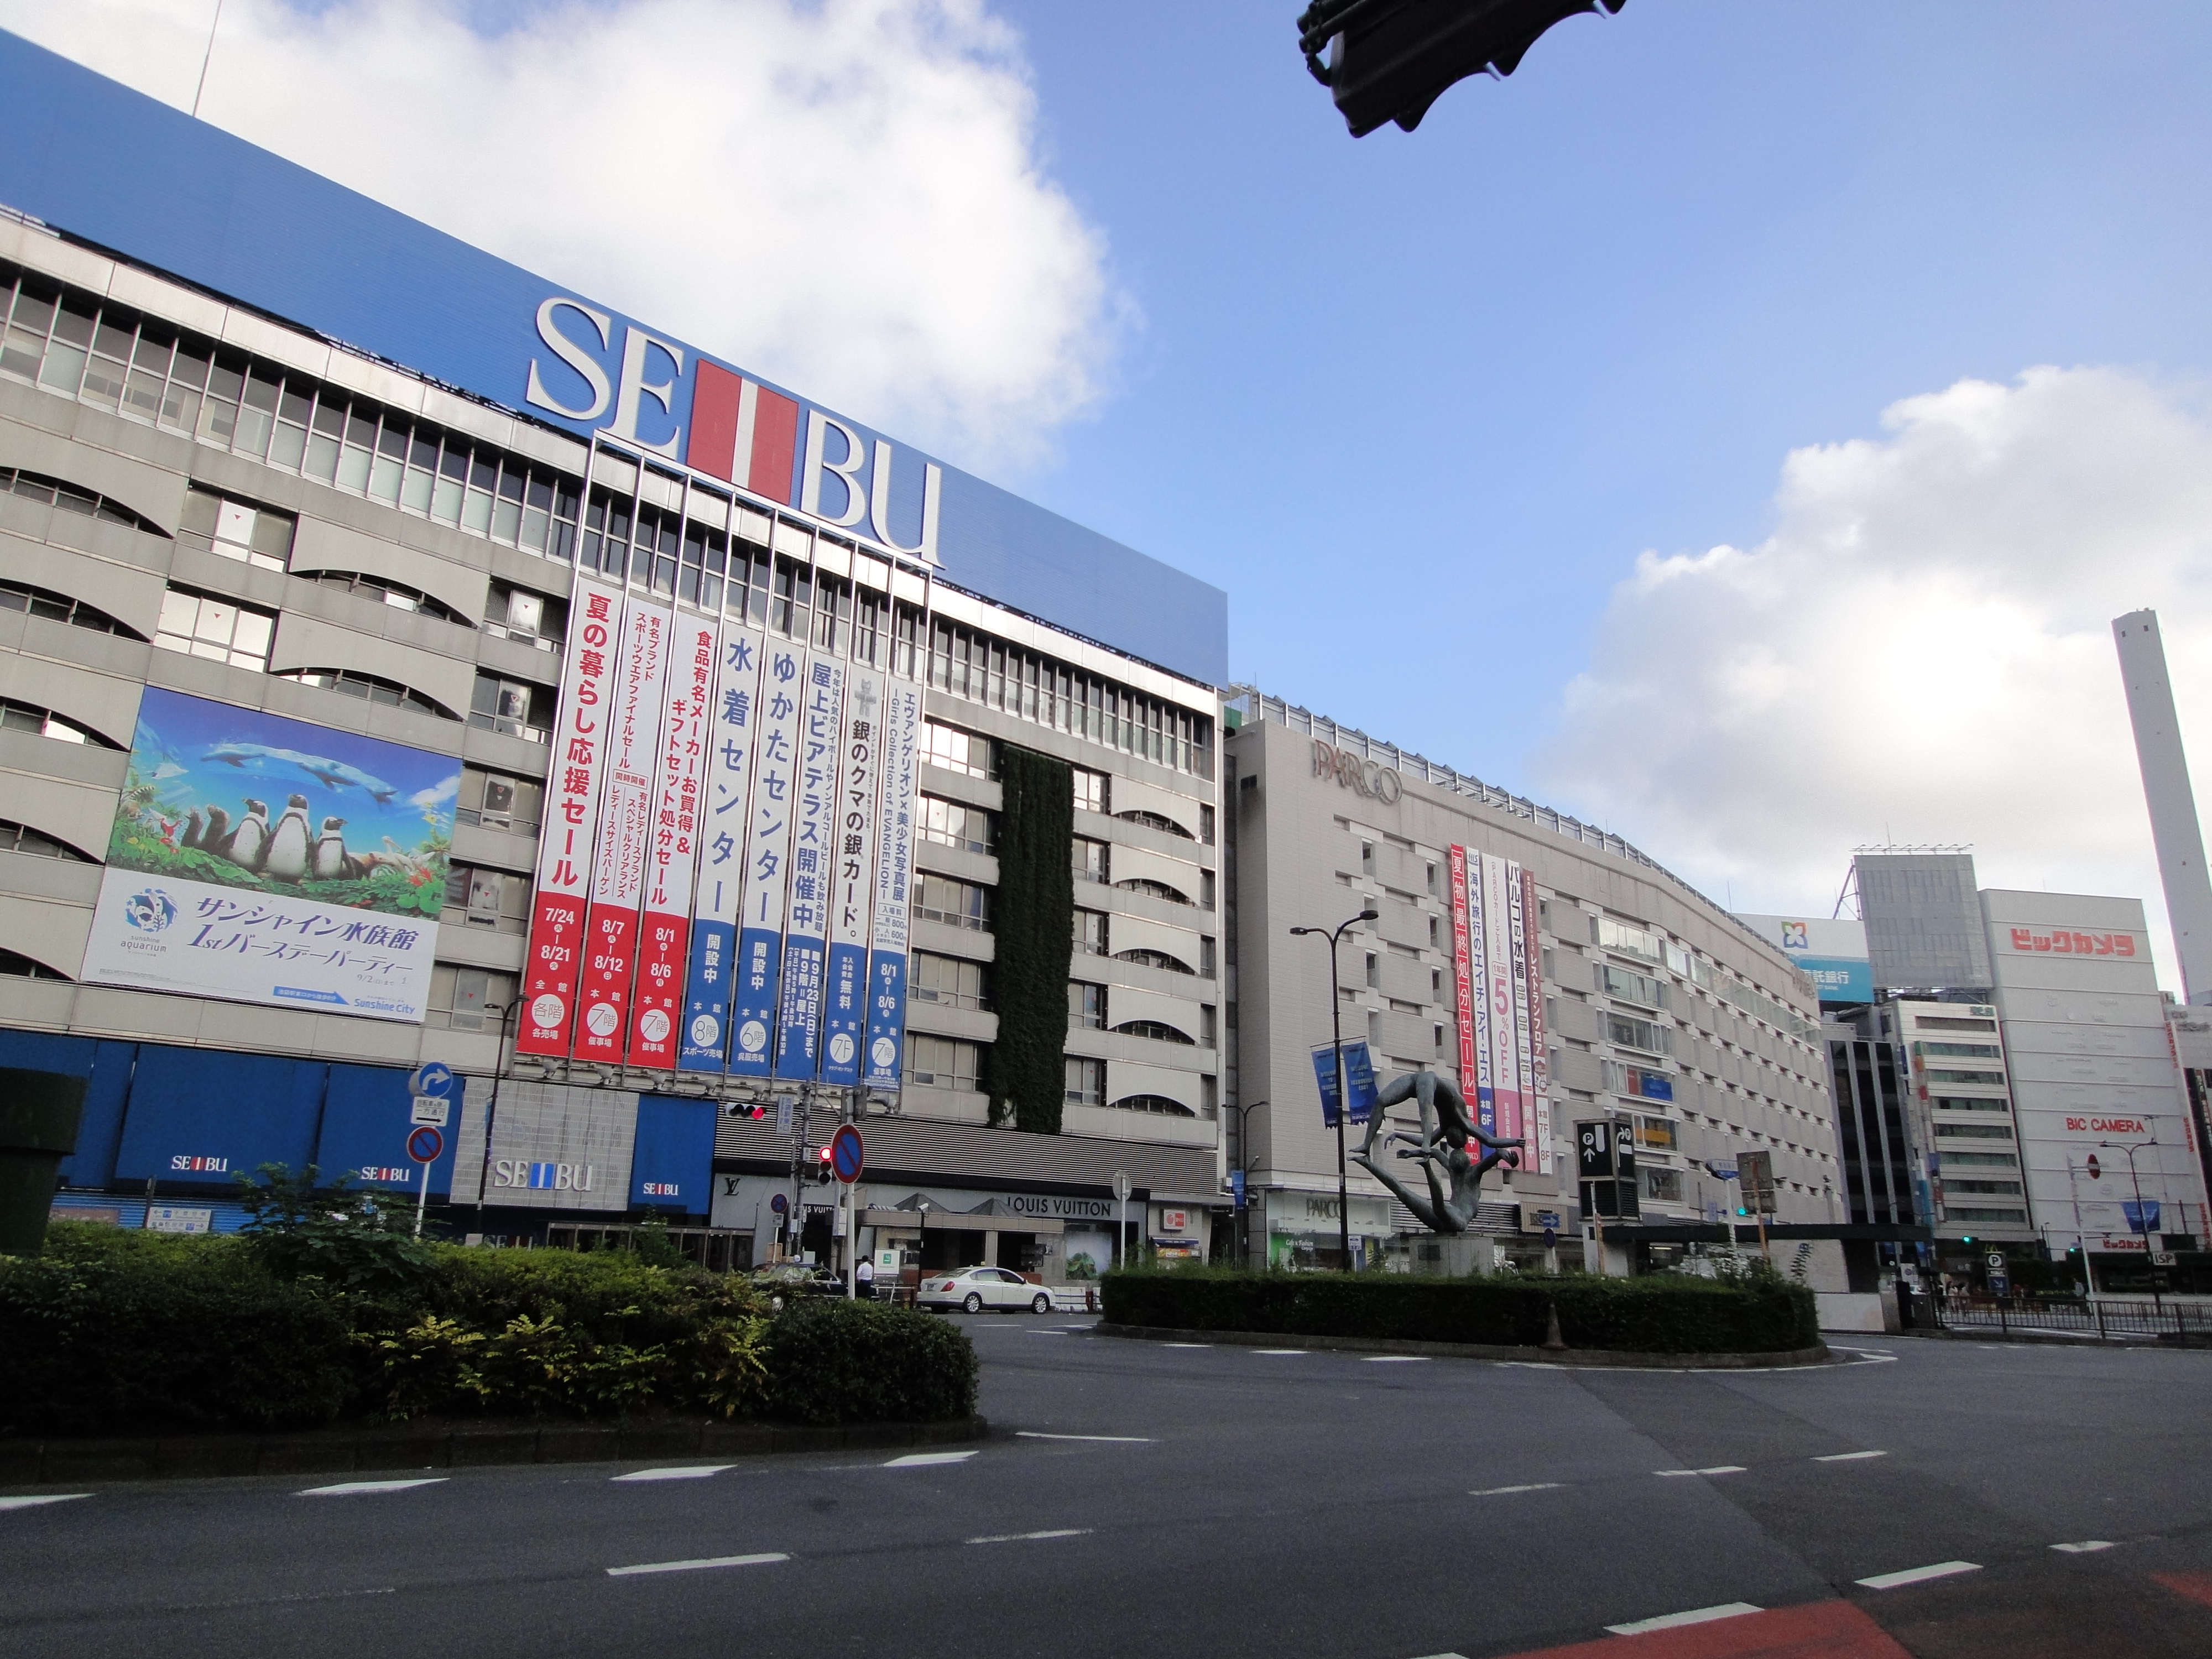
[1110,1092,1194,1118]
[914,872,990,931]
[1072,766,1108,813]
[1065,1056,1105,1107]
[0,946,68,979]
[1641,1166,1683,1203]
[1361,839,1375,877]
[1433,1022,1446,1055]
[1118,946,1193,976]
[911,951,990,1010]
[1930,1096,2011,1112]
[429,964,516,1031]
[1119,876,1192,906]
[1365,952,1380,988]
[1201,936,1215,976]
[1199,804,1215,844]
[1934,1122,2014,1140]
[442,865,525,931]
[1426,861,1438,895]
[1596,962,1667,1010]
[0,697,117,748]
[482,581,565,651]
[0,577,142,637]
[0,465,168,535]
[179,487,295,570]
[1117,1018,1193,1046]
[1604,1011,1670,1056]
[920,719,992,779]
[1631,1114,1677,1151]
[280,669,457,720]
[1074,909,1107,956]
[1429,915,1440,948]
[155,587,276,671]
[919,795,995,855]
[297,569,472,627]
[1119,808,1194,839]
[456,768,543,836]
[468,673,553,742]
[1073,837,1109,884]
[905,1033,982,1092]
[1069,982,1105,1029]
[1202,1005,1217,1046]
[0,818,93,860]
[1431,968,1443,999]
[1592,915,1665,966]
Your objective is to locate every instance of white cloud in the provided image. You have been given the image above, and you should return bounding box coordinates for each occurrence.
[1534,365,2212,993]
[0,0,1119,473]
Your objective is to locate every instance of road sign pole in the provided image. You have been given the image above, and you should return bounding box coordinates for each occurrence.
[415,1156,431,1239]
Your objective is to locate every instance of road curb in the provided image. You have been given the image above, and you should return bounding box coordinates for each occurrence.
[1093,1322,1833,1369]
[0,1413,990,1487]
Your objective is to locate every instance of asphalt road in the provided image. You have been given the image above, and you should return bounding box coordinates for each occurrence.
[6,1322,2212,1659]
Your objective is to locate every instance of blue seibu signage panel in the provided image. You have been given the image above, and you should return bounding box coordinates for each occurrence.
[0,30,1227,687]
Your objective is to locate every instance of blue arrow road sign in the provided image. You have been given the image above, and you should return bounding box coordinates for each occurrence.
[409,1061,455,1099]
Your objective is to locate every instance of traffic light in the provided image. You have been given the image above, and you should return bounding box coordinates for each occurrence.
[722,1102,769,1120]
[1297,0,1627,138]
[815,1144,835,1185]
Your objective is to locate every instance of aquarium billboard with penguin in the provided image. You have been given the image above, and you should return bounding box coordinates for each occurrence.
[79,687,462,1022]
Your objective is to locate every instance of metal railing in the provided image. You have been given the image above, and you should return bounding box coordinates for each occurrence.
[1938,1293,2212,1341]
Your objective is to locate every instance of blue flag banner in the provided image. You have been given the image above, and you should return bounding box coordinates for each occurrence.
[1312,1040,1380,1127]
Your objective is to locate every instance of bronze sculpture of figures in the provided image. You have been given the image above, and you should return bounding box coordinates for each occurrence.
[1352,1070,1524,1235]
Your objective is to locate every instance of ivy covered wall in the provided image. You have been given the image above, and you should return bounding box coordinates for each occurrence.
[982,744,1074,1133]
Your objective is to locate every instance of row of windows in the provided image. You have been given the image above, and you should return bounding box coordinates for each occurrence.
[926,615,1213,781]
[1065,982,1214,1045]
[278,667,451,718]
[0,263,587,564]
[158,587,274,671]
[1062,1056,1199,1117]
[0,576,139,638]
[0,817,92,860]
[0,466,166,535]
[0,696,114,748]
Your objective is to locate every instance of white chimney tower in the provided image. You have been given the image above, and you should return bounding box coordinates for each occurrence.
[2114,608,2212,1004]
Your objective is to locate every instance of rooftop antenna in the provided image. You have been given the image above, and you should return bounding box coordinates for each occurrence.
[192,0,223,120]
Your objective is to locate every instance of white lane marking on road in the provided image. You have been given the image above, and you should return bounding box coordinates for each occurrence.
[1605,1602,1763,1636]
[1856,1561,1982,1590]
[965,1528,1092,1544]
[1653,1467,1746,1477]
[1814,1451,1887,1462]
[298,1479,448,1496]
[607,1552,789,1577]
[1162,1343,1211,1349]
[1251,1349,1306,1355]
[1407,1652,1472,1658]
[1363,1355,1430,1364]
[2051,1540,2116,1553]
[884,1451,979,1467]
[1026,1330,1069,1335]
[0,1494,90,1511]
[1472,1483,1564,1496]
[1015,1432,1156,1443]
[611,1465,736,1483]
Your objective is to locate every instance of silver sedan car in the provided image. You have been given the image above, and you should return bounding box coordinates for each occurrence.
[916,1266,1055,1315]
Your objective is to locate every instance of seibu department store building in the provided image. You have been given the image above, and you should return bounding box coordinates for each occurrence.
[0,32,1227,1275]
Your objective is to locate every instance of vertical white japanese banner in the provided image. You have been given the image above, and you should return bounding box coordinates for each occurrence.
[517,574,625,1057]
[728,637,806,1076]
[820,664,883,1084]
[574,595,671,1065]
[863,675,922,1091]
[774,651,846,1078]
[679,623,766,1072]
[1521,864,1554,1175]
[1482,852,1521,1144]
[1506,859,1537,1168]
[627,611,717,1068]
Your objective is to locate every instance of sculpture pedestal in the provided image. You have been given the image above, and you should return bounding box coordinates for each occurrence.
[1410,1233,1498,1277]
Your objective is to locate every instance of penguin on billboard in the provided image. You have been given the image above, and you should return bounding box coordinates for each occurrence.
[222,799,269,869]
[262,794,313,882]
[311,816,353,879]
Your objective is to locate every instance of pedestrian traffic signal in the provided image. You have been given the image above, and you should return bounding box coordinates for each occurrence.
[1297,0,1627,138]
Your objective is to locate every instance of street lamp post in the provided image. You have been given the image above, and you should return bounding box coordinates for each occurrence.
[471,1000,524,1235]
[1230,1099,1268,1268]
[1291,908,1377,1272]
[2101,1138,2164,1312]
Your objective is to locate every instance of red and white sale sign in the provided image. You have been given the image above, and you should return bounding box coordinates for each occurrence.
[516,575,625,1057]
[627,613,717,1067]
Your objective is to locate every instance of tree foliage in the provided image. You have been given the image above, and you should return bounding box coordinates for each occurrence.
[980,743,1074,1133]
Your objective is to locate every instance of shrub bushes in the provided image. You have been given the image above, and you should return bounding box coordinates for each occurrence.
[1100,1267,1818,1354]
[0,1223,977,1436]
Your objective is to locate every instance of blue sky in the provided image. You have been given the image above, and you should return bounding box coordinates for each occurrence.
[17,0,2212,974]
[999,2,2212,775]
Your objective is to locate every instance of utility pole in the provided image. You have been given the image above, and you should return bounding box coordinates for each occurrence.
[1292,908,1376,1270]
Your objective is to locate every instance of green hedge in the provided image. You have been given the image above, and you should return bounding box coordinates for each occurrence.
[1100,1267,1819,1354]
[0,1223,976,1436]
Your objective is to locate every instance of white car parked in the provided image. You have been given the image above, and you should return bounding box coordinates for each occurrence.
[917,1266,1057,1315]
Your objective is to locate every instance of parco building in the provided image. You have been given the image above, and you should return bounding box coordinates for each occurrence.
[0,33,1227,1275]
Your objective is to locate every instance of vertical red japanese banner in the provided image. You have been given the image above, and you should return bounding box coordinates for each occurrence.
[1521,864,1553,1175]
[626,612,717,1067]
[573,596,672,1063]
[1448,846,1475,1093]
[515,575,625,1056]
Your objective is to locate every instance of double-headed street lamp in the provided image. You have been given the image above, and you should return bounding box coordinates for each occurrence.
[1291,907,1378,1272]
[1230,1099,1269,1266]
[2099,1136,2165,1311]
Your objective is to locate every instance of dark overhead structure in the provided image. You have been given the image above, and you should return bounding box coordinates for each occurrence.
[1298,0,1626,137]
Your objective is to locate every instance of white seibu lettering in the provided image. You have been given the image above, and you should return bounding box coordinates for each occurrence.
[525,299,614,422]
